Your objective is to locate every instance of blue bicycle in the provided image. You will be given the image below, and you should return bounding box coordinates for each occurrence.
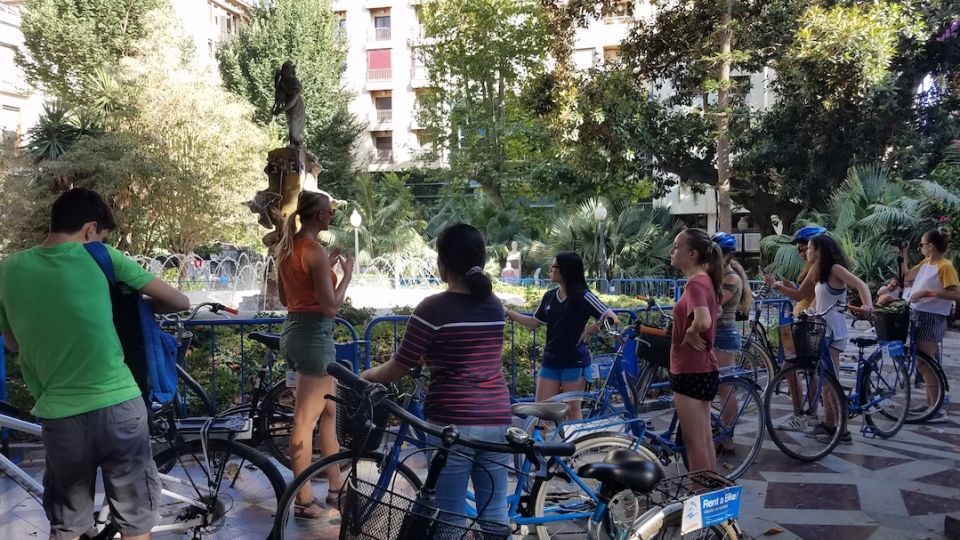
[763,303,911,461]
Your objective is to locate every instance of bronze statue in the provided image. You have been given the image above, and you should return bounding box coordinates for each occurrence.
[272,61,306,148]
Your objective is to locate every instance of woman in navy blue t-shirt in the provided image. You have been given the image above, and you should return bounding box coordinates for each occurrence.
[506,252,617,419]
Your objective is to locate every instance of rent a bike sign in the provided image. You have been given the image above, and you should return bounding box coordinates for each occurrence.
[681,485,744,534]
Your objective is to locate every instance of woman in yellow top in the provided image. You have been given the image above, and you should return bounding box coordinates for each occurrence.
[276,190,354,518]
[901,228,960,423]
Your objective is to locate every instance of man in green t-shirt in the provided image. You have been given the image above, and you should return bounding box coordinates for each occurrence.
[0,188,189,540]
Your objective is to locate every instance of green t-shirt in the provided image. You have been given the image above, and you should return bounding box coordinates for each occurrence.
[0,242,155,419]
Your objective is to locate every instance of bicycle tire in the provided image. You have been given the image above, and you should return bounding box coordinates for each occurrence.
[713,377,765,480]
[273,450,423,539]
[529,432,663,540]
[645,507,740,539]
[861,351,910,438]
[152,438,285,539]
[905,350,946,424]
[736,338,775,393]
[764,364,847,462]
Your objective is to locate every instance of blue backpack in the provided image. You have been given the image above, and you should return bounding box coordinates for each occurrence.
[85,243,180,404]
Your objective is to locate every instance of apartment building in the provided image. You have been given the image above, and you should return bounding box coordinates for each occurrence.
[333,0,772,239]
[170,0,252,75]
[0,1,41,149]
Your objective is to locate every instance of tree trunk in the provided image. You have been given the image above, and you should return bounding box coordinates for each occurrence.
[716,0,733,233]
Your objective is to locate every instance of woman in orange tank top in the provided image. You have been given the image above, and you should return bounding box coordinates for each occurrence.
[275,190,354,518]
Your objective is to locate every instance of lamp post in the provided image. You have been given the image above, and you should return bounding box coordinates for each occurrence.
[594,203,608,293]
[349,209,362,273]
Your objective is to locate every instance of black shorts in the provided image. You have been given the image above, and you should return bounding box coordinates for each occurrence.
[670,371,720,402]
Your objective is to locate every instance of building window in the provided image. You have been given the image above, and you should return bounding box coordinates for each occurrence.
[603,46,621,63]
[367,50,392,81]
[411,48,428,80]
[374,135,393,162]
[1,105,21,150]
[572,48,596,71]
[603,0,632,22]
[371,8,391,41]
[373,93,392,123]
[674,214,707,230]
[334,11,346,37]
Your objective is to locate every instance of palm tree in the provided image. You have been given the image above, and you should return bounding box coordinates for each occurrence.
[532,199,676,279]
[24,103,104,163]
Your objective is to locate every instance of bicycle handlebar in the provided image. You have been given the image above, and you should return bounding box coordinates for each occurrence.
[802,300,846,318]
[326,362,575,458]
[162,302,239,323]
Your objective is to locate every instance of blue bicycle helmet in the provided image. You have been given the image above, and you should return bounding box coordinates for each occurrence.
[791,225,827,244]
[711,232,737,253]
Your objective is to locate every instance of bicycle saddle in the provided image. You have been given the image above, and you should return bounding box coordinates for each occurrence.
[247,332,280,351]
[851,337,877,349]
[577,448,664,494]
[511,402,570,422]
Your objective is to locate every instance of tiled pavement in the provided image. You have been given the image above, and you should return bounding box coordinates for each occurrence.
[3,328,959,540]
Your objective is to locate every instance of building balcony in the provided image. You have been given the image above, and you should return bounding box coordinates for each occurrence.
[372,27,392,41]
[374,149,394,163]
[371,109,393,126]
[367,69,393,82]
[410,66,429,87]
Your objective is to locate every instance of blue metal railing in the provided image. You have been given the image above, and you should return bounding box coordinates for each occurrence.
[1,299,792,411]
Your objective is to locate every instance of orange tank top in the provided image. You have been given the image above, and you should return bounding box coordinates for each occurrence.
[279,238,338,313]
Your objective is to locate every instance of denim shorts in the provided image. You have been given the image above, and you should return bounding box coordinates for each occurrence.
[539,365,588,382]
[714,324,741,353]
[280,312,336,376]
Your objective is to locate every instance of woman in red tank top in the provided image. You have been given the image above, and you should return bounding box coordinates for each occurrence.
[275,190,354,518]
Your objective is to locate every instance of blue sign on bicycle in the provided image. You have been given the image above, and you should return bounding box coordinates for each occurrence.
[681,485,743,534]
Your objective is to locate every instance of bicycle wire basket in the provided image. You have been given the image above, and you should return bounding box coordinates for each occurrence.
[634,323,672,370]
[874,308,909,342]
[340,477,511,540]
[336,382,390,452]
[783,316,827,367]
[641,470,737,508]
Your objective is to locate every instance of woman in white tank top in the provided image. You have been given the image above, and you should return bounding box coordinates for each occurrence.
[804,235,874,443]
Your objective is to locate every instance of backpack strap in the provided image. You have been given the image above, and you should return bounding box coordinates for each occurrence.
[84,242,117,286]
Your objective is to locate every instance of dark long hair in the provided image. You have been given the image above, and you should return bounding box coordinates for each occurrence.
[554,251,589,297]
[809,234,849,283]
[683,228,724,303]
[436,223,493,298]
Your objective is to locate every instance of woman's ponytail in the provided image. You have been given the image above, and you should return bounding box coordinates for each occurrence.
[274,191,329,265]
[465,267,494,299]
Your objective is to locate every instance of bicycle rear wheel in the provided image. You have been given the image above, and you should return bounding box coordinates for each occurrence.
[529,432,662,540]
[712,377,765,480]
[861,351,910,438]
[647,508,740,539]
[258,379,320,469]
[736,338,775,394]
[153,438,285,539]
[905,350,946,424]
[764,364,846,462]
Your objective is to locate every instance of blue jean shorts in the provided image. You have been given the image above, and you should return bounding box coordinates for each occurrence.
[539,365,588,382]
[714,325,741,353]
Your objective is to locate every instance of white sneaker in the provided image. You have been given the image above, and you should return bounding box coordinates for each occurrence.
[775,413,818,432]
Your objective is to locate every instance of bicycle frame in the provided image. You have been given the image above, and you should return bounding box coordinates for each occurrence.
[0,410,216,534]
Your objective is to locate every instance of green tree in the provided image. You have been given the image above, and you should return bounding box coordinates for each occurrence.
[16,0,163,104]
[216,0,360,192]
[419,0,550,199]
[0,14,271,256]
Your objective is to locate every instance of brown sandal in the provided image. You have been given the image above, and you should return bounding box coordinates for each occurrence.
[326,487,344,506]
[294,497,333,520]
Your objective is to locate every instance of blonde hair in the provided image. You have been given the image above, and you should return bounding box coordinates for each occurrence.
[274,191,330,265]
[725,253,754,314]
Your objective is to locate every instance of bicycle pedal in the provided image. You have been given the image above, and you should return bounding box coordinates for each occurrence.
[861,426,879,439]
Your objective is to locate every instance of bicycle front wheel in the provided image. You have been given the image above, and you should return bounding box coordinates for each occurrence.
[529,432,663,540]
[274,450,423,539]
[736,338,775,394]
[861,351,910,438]
[713,377,765,480]
[258,379,320,469]
[153,438,285,539]
[764,364,847,462]
[905,350,946,424]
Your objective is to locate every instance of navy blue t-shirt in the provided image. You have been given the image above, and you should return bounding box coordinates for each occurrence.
[534,288,609,369]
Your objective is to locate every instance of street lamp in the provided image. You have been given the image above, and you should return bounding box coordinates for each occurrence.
[594,203,608,293]
[349,209,362,273]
